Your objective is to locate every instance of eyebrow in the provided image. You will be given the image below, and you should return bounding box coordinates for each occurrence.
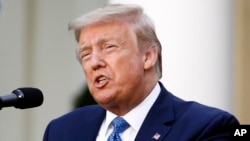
[80,37,117,48]
[95,37,114,45]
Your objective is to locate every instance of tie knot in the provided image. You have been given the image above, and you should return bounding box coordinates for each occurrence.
[111,117,130,134]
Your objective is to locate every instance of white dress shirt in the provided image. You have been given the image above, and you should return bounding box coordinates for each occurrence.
[96,83,160,141]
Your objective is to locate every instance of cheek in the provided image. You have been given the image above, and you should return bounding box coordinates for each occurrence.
[82,65,88,77]
[114,56,144,79]
[81,64,93,84]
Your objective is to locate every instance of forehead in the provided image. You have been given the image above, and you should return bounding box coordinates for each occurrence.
[78,22,136,45]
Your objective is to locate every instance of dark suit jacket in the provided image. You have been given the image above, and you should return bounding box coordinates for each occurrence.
[43,83,239,141]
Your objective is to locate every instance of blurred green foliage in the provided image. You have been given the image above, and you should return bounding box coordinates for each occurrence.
[73,85,97,109]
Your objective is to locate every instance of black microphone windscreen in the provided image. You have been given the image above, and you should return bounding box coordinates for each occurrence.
[13,87,43,109]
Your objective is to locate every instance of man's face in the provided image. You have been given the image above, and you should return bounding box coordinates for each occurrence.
[78,22,147,113]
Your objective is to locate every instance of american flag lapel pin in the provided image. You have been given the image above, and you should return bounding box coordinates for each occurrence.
[152,133,161,140]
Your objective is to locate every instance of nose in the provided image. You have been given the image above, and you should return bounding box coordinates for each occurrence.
[90,51,105,70]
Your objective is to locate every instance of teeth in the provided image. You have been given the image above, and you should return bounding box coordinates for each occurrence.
[97,76,106,83]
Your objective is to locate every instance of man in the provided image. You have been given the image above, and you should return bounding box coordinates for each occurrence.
[43,4,239,141]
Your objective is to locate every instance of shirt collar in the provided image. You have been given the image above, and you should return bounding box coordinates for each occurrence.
[104,82,161,133]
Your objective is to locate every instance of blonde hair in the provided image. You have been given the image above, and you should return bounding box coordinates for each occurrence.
[69,4,162,78]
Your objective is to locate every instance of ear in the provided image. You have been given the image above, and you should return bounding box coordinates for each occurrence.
[143,46,158,70]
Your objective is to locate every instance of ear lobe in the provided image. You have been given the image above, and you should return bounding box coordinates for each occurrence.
[143,47,158,70]
[144,57,152,70]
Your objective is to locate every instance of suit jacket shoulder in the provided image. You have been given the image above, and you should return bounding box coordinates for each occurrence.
[43,105,105,141]
[135,82,239,141]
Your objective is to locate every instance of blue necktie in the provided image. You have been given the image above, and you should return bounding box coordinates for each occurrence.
[107,117,130,141]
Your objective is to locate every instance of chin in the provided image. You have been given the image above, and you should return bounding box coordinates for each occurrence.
[94,93,114,105]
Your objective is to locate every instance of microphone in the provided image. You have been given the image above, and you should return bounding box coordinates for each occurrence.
[0,87,43,110]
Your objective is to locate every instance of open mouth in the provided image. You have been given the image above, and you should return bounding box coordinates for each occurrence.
[94,75,108,88]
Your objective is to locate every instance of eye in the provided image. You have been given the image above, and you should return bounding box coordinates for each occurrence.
[104,44,117,51]
[79,51,91,60]
[106,45,114,49]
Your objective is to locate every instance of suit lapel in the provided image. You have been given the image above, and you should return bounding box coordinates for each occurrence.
[135,83,175,141]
